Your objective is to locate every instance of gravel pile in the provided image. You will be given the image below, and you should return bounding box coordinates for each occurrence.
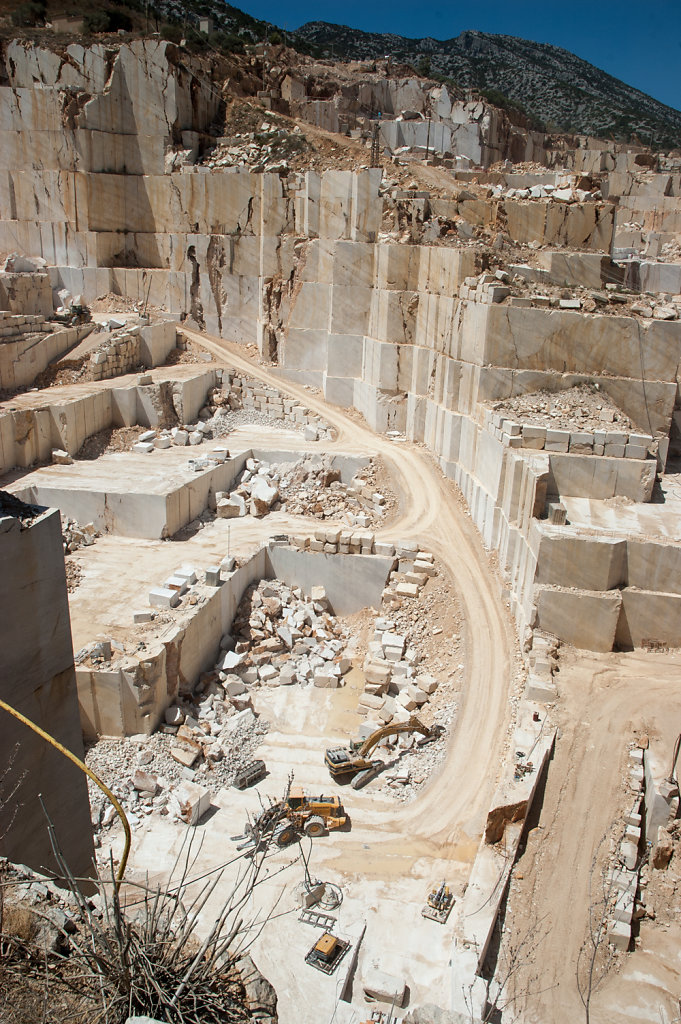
[206,407,304,436]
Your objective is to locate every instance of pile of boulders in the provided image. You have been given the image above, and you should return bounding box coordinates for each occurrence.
[360,617,438,722]
[372,705,453,802]
[131,422,227,453]
[382,540,437,601]
[215,579,353,690]
[355,544,440,726]
[86,697,269,834]
[200,122,307,175]
[216,453,390,523]
[216,456,280,520]
[491,383,635,434]
[605,746,648,951]
[61,514,99,554]
[490,180,602,203]
[281,456,392,523]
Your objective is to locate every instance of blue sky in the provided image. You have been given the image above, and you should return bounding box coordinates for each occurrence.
[235,0,681,112]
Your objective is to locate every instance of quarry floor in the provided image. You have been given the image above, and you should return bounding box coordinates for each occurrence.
[61,333,517,1020]
[5,332,681,1020]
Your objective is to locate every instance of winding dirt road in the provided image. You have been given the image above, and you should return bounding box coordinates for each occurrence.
[183,329,516,852]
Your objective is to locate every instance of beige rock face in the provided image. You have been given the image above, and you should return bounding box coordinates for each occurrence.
[3,39,681,652]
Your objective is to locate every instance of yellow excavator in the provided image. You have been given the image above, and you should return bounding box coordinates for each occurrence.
[325,716,443,789]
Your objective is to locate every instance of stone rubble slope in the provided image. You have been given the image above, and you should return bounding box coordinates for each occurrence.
[216,452,394,524]
[86,704,269,836]
[218,578,354,690]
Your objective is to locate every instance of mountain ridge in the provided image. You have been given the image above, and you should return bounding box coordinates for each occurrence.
[292,21,681,148]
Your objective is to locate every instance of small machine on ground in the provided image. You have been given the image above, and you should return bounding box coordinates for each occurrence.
[238,784,347,848]
[232,759,267,790]
[325,716,443,788]
[421,880,454,923]
[304,932,350,974]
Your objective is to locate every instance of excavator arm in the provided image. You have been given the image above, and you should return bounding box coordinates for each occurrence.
[356,716,431,758]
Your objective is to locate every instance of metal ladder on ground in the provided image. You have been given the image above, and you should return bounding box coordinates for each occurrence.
[298,908,337,930]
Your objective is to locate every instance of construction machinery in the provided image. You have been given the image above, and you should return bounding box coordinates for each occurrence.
[232,758,267,790]
[421,880,454,923]
[325,716,443,789]
[304,931,350,974]
[239,784,347,848]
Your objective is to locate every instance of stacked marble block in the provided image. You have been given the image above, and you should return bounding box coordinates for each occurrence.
[147,565,200,611]
[459,273,511,305]
[90,327,142,380]
[302,528,385,556]
[359,614,439,727]
[0,312,51,337]
[607,746,645,951]
[484,409,653,459]
[225,372,332,439]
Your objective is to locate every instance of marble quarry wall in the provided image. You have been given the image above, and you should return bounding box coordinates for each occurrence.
[0,498,94,877]
[2,39,681,651]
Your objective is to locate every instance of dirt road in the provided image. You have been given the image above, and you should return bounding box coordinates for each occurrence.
[183,329,517,854]
[501,646,681,1024]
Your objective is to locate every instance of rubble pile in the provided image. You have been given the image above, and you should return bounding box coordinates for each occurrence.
[0,862,80,954]
[372,709,453,803]
[359,543,441,719]
[353,552,463,801]
[459,269,681,318]
[216,453,393,523]
[490,180,602,202]
[491,384,636,434]
[60,514,99,554]
[85,706,268,835]
[199,371,334,441]
[201,121,309,175]
[216,455,280,520]
[382,539,437,602]
[604,743,649,951]
[214,579,354,690]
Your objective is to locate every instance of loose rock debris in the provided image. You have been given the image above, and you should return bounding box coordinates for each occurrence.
[492,382,637,434]
[220,579,354,689]
[85,709,269,836]
[216,452,396,524]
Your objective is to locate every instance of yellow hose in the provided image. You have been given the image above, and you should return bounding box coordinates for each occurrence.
[0,697,131,888]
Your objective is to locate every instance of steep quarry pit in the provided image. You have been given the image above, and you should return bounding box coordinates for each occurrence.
[4,33,681,1024]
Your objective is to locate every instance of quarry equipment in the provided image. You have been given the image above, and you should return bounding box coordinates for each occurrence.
[325,716,443,789]
[421,880,454,923]
[240,784,347,848]
[232,758,267,790]
[304,932,350,974]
